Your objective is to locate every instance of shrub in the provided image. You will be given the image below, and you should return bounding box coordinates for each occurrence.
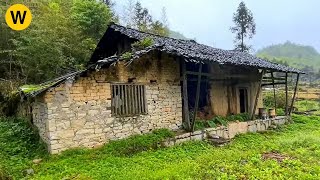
[97,128,174,156]
[263,90,292,109]
[0,117,47,178]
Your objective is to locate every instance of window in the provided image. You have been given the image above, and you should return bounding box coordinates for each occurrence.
[239,88,248,113]
[111,84,147,116]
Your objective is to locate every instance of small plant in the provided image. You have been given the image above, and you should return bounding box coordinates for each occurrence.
[131,37,154,51]
[120,52,132,60]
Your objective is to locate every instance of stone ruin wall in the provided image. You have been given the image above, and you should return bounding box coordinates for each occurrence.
[33,55,183,154]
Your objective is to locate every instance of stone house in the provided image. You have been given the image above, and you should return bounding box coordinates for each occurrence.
[20,23,302,154]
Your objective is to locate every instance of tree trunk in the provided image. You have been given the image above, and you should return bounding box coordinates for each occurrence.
[241,33,244,52]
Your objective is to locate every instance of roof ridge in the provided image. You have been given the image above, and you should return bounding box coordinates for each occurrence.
[110,23,195,43]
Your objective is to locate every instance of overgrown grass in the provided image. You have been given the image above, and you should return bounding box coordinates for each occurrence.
[1,115,320,179]
[195,113,250,130]
[0,117,47,179]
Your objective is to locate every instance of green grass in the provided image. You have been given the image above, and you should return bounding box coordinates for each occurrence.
[1,115,320,179]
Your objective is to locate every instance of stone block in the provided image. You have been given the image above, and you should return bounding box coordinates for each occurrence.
[76,129,94,135]
[190,134,203,141]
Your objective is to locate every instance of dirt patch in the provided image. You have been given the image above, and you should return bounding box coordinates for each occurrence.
[262,152,290,162]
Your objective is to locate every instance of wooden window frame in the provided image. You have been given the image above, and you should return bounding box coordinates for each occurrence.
[111,83,147,117]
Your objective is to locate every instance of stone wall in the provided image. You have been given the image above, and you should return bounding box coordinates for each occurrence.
[163,116,288,146]
[33,55,183,154]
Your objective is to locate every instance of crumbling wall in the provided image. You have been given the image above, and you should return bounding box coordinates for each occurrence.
[32,97,49,144]
[33,54,183,154]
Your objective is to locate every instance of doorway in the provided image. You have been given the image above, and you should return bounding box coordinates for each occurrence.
[239,88,248,113]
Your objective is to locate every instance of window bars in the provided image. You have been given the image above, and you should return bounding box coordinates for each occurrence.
[111,84,147,116]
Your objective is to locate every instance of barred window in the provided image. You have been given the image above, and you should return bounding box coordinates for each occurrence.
[111,84,147,116]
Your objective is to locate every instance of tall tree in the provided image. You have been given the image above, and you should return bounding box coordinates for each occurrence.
[230,1,256,52]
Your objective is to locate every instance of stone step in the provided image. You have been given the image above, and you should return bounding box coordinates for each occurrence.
[207,136,230,147]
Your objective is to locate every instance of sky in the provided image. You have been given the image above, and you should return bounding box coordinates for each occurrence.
[114,0,320,52]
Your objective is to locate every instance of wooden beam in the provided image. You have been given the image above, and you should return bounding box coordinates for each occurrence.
[250,70,265,120]
[263,77,286,81]
[271,72,277,113]
[285,73,288,116]
[191,63,203,132]
[181,60,191,131]
[289,73,300,115]
[261,82,286,86]
[185,71,248,79]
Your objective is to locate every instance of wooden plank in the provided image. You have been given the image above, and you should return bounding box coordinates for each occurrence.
[125,85,128,115]
[134,85,138,114]
[191,63,203,132]
[250,70,265,120]
[289,73,300,115]
[142,86,146,113]
[263,77,285,81]
[261,82,286,86]
[181,60,190,131]
[129,85,133,115]
[137,86,140,114]
[285,73,288,116]
[271,72,277,113]
[186,71,248,78]
[132,85,136,114]
[111,85,115,115]
[120,85,124,115]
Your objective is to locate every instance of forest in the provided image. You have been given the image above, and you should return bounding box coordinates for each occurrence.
[0,0,171,95]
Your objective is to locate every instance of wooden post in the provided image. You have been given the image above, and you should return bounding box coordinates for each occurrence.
[285,72,288,116]
[271,72,277,112]
[250,69,265,120]
[289,73,300,115]
[181,59,190,131]
[191,63,203,132]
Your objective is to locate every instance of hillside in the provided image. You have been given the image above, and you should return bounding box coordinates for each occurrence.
[256,41,320,72]
[169,30,189,40]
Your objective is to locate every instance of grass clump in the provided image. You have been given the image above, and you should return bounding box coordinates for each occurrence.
[195,113,250,130]
[119,52,132,60]
[97,128,174,156]
[132,37,154,51]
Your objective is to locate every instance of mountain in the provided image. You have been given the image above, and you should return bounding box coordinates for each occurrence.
[256,41,320,72]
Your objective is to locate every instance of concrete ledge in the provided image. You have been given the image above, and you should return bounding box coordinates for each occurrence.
[163,116,289,147]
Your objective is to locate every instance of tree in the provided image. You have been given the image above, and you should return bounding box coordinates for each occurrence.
[230,1,256,52]
[120,0,169,36]
[0,0,115,87]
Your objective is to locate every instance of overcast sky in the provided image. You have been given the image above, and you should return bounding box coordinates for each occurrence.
[114,0,320,52]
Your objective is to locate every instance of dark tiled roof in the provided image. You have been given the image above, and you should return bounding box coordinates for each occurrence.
[105,23,303,73]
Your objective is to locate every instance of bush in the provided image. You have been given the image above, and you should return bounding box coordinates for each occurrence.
[0,168,11,180]
[0,117,47,178]
[263,90,292,109]
[97,128,174,156]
